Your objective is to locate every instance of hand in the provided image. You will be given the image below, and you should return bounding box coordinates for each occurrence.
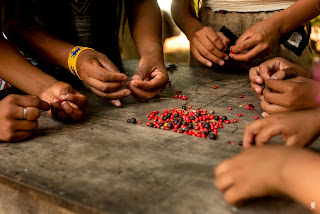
[0,94,50,142]
[77,49,131,107]
[243,108,320,148]
[249,57,311,96]
[127,53,169,102]
[230,19,280,61]
[215,146,297,206]
[39,81,88,120]
[260,77,320,114]
[190,26,230,67]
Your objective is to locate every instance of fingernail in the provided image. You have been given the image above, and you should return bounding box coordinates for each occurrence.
[255,78,262,84]
[132,75,141,80]
[271,75,277,79]
[224,55,229,60]
[219,61,225,66]
[125,91,131,96]
[62,102,69,109]
[122,76,127,81]
[60,94,67,100]
[66,94,73,101]
[114,101,121,107]
[131,81,138,87]
[207,62,212,67]
[255,88,260,93]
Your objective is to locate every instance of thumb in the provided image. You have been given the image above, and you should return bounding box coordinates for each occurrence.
[135,60,153,81]
[98,56,121,73]
[59,84,75,100]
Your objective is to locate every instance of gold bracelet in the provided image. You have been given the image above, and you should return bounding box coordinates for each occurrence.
[68,46,93,79]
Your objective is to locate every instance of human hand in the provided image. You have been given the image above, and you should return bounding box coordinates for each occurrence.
[77,49,131,107]
[260,77,320,114]
[243,108,320,148]
[0,94,50,142]
[127,53,169,102]
[230,19,280,61]
[215,146,297,206]
[39,81,88,120]
[190,26,230,67]
[249,57,311,96]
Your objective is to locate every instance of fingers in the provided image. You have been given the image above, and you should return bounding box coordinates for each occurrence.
[130,73,168,92]
[200,33,229,60]
[50,99,70,120]
[4,131,33,143]
[230,45,263,61]
[13,120,39,131]
[64,93,88,110]
[216,32,231,50]
[231,36,256,54]
[60,101,83,120]
[243,121,264,148]
[204,26,227,51]
[127,83,160,102]
[191,46,214,67]
[20,107,41,121]
[86,77,124,93]
[97,56,121,74]
[90,87,131,101]
[192,40,226,66]
[12,95,50,111]
[254,124,281,146]
[88,65,127,82]
[249,66,263,94]
[265,79,290,93]
[260,96,289,114]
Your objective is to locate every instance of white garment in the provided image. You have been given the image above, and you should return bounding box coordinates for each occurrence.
[205,0,297,12]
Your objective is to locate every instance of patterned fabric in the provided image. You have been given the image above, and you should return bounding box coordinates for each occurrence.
[70,0,93,46]
[205,0,296,12]
[0,78,12,91]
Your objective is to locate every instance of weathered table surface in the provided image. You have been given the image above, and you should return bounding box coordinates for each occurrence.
[0,60,317,214]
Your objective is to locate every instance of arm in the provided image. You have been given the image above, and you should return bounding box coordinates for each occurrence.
[3,0,129,106]
[171,0,230,66]
[231,0,320,61]
[215,146,320,213]
[126,0,169,101]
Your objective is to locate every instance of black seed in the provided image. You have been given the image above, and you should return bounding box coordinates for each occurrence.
[174,113,179,118]
[182,121,188,125]
[159,123,164,126]
[148,124,153,127]
[238,141,243,146]
[196,113,201,117]
[249,104,254,108]
[209,134,217,140]
[163,116,167,120]
[188,124,193,129]
[184,128,189,132]
[182,105,187,110]
[222,116,227,121]
[215,115,220,120]
[178,128,183,133]
[205,124,210,129]
[127,119,132,123]
[190,116,195,120]
[131,118,137,124]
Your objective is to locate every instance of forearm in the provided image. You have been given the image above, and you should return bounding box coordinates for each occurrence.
[128,0,164,58]
[267,0,320,37]
[4,20,74,70]
[278,149,320,211]
[0,37,57,96]
[171,0,204,40]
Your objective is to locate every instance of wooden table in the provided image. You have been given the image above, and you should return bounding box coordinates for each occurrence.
[0,60,316,214]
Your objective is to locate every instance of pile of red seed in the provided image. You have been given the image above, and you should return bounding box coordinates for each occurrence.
[145,107,234,139]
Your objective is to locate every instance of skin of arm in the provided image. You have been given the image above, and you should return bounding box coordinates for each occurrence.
[215,146,320,213]
[126,0,169,102]
[171,0,230,67]
[230,0,320,61]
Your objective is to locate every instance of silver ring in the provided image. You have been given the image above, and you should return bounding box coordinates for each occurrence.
[23,107,28,120]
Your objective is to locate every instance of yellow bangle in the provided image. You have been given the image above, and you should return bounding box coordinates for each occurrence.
[68,46,93,79]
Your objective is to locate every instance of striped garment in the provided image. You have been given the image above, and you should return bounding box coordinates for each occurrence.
[205,0,297,12]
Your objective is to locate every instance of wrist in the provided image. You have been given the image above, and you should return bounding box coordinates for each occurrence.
[38,78,59,100]
[184,19,205,40]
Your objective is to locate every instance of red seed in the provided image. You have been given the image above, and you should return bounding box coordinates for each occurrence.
[238,113,243,117]
[250,107,255,110]
[231,142,235,145]
[254,116,259,119]
[138,121,142,124]
[228,107,232,110]
[59,99,64,102]
[146,122,151,126]
[233,119,237,123]
[225,120,231,124]
[239,95,244,98]
[213,86,218,89]
[174,95,178,99]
